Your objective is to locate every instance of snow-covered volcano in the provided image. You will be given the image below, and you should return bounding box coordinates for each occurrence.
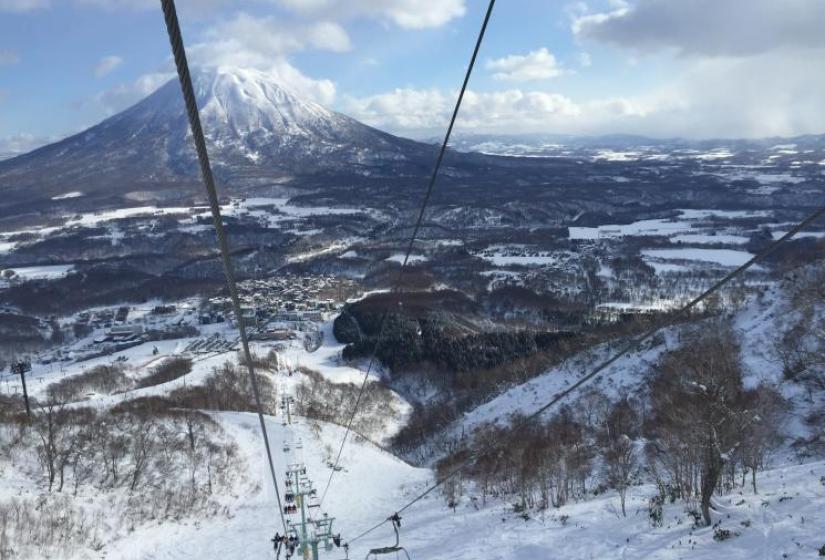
[181,67,425,169]
[0,67,432,209]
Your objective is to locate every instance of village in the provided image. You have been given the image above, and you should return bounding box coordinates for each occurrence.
[7,273,361,373]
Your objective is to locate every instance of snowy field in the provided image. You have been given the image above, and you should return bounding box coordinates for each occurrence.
[671,233,750,245]
[475,245,576,268]
[641,248,755,268]
[386,253,428,264]
[50,191,84,200]
[0,263,75,281]
[569,209,771,242]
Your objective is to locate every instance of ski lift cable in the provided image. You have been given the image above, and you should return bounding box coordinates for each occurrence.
[159,0,288,535]
[318,0,498,509]
[348,202,825,545]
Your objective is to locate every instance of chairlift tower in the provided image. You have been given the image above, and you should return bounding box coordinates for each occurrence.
[9,359,32,417]
[282,462,339,560]
[281,395,296,425]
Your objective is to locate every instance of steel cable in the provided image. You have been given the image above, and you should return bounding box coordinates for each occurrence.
[159,0,287,535]
[318,0,497,509]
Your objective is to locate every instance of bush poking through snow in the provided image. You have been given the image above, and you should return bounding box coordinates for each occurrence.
[46,364,129,402]
[237,350,280,372]
[170,361,278,414]
[294,367,398,440]
[648,495,664,528]
[4,403,242,506]
[0,400,244,557]
[713,528,738,542]
[646,321,784,526]
[0,495,106,560]
[135,356,193,389]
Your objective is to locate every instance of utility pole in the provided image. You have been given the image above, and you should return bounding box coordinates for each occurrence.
[10,360,32,417]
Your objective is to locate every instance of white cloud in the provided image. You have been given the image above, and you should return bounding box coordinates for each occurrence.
[192,12,351,66]
[564,0,825,138]
[86,9,341,118]
[0,50,20,65]
[0,0,48,11]
[342,88,588,135]
[274,0,466,29]
[486,48,566,82]
[184,13,344,104]
[0,133,54,156]
[343,88,450,131]
[637,53,825,138]
[94,71,173,114]
[74,0,228,11]
[341,61,825,140]
[573,0,825,57]
[262,59,336,105]
[577,52,592,67]
[93,55,123,78]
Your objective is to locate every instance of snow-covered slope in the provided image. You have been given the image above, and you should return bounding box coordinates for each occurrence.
[3,282,825,559]
[107,412,432,560]
[103,414,825,560]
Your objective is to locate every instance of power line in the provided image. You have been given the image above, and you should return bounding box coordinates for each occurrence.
[318,0,497,509]
[159,0,287,535]
[347,202,825,545]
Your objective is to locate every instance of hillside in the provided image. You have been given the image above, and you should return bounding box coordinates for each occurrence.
[1,261,823,559]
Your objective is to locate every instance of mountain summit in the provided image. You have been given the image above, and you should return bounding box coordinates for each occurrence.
[181,67,424,168]
[0,67,431,212]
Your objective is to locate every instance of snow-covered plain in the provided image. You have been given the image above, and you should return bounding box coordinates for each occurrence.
[386,253,428,264]
[50,191,84,200]
[1,263,75,281]
[641,248,755,268]
[569,209,771,242]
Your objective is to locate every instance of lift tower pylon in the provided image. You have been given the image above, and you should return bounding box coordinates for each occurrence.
[283,462,338,560]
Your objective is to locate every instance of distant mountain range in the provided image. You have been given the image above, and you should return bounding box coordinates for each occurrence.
[443,132,825,158]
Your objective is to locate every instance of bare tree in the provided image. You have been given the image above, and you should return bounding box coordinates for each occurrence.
[30,401,70,491]
[738,385,785,494]
[603,435,637,516]
[647,322,752,526]
[127,414,157,492]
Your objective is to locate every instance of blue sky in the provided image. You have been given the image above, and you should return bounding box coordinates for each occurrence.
[2,0,825,153]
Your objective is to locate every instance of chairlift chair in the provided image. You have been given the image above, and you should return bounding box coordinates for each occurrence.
[365,514,411,560]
